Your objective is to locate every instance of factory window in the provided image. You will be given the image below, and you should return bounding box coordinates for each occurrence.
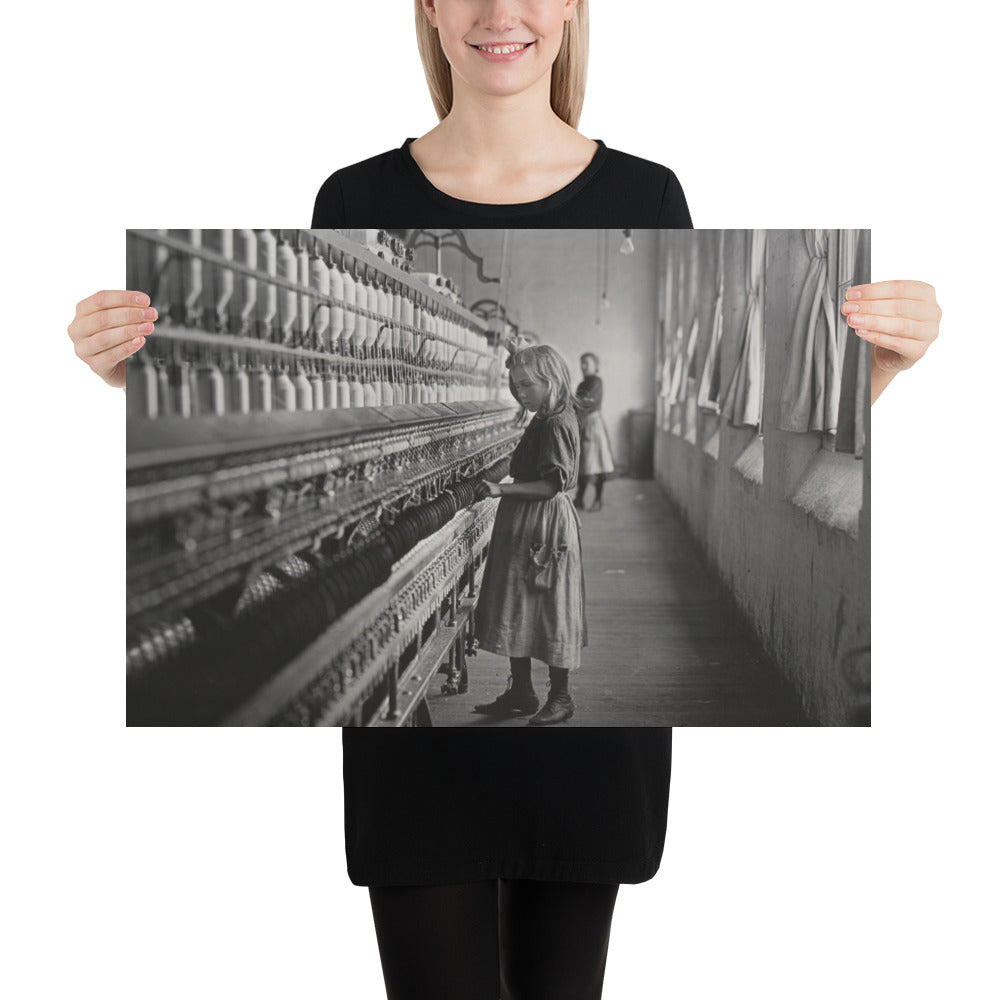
[777,230,839,437]
[697,236,726,414]
[776,229,869,453]
[682,316,700,444]
[697,234,726,460]
[721,230,766,432]
[831,230,870,458]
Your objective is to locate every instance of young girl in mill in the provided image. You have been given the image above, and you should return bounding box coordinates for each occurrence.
[472,343,587,726]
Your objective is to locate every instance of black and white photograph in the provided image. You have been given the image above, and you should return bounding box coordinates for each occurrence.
[126,228,870,727]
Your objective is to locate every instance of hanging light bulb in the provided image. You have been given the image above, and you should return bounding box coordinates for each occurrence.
[619,229,635,255]
[601,291,612,310]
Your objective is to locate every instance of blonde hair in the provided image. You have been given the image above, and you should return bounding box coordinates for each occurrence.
[510,344,582,417]
[413,1,589,128]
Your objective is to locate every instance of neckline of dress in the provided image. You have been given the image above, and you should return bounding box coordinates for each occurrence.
[398,137,610,216]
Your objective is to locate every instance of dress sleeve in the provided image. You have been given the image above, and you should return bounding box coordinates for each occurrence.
[658,169,693,228]
[311,172,348,227]
[536,415,579,492]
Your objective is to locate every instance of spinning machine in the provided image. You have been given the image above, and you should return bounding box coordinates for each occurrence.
[125,229,521,726]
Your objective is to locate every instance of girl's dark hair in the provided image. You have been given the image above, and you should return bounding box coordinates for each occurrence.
[580,352,600,369]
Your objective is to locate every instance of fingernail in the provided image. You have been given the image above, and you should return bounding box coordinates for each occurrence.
[842,303,859,314]
[850,315,865,328]
[133,294,149,305]
[141,308,157,319]
[138,322,153,333]
[132,336,144,346]
[846,289,861,300]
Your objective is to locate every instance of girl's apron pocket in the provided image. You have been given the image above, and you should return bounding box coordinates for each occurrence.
[527,541,568,591]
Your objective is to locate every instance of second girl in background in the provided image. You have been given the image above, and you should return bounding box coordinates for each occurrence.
[575,352,615,512]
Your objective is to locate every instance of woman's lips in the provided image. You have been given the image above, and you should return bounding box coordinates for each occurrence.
[468,41,535,63]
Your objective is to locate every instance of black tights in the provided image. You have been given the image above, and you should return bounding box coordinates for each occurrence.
[368,878,620,1000]
[576,474,605,505]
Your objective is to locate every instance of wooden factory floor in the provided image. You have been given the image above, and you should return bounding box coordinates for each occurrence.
[424,477,813,727]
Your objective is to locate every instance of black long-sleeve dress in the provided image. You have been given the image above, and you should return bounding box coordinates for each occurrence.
[312,137,692,886]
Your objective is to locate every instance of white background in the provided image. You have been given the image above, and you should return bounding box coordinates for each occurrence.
[4,1,998,998]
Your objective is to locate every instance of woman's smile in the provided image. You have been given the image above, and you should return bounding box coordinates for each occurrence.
[467,40,537,62]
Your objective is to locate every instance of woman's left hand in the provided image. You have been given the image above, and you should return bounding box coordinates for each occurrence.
[483,481,504,498]
[842,280,941,403]
[842,280,941,372]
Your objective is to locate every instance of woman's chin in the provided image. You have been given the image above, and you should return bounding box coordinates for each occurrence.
[453,62,551,102]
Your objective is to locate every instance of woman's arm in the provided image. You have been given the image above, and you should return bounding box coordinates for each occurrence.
[841,280,942,404]
[870,364,898,405]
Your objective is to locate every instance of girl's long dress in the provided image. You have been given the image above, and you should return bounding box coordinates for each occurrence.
[474,405,587,670]
[576,375,616,476]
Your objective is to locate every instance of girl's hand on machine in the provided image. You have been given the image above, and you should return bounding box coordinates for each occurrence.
[474,480,501,500]
[68,289,158,389]
[842,280,941,374]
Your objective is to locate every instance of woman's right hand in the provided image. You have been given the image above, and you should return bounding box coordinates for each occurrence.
[68,290,158,390]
